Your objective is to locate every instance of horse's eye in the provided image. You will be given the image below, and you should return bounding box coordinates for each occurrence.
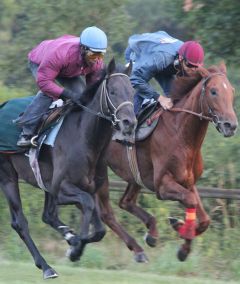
[210,88,217,96]
[110,91,115,95]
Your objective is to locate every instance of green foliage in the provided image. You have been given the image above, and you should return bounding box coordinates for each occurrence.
[181,0,240,65]
[0,0,132,89]
[127,0,188,39]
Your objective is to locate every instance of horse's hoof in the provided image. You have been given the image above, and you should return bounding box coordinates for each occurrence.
[93,230,106,242]
[144,233,158,247]
[177,247,190,262]
[66,247,80,262]
[134,251,149,263]
[43,267,58,279]
[68,235,81,246]
[66,240,86,262]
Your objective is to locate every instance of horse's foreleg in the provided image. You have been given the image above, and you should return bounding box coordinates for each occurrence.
[42,191,77,246]
[97,181,148,263]
[119,183,158,247]
[1,180,57,279]
[156,175,198,261]
[176,186,210,262]
[57,181,98,262]
[81,198,106,243]
[168,185,210,236]
[192,185,210,235]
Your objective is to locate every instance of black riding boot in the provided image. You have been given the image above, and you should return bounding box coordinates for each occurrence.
[17,91,53,147]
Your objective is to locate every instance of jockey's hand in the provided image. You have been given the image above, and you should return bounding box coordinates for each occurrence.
[158,95,173,110]
[61,89,80,103]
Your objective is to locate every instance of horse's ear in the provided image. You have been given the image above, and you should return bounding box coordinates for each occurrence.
[107,57,116,75]
[198,66,210,78]
[124,60,132,76]
[219,61,227,74]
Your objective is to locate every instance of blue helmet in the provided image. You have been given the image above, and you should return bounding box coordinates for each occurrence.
[80,26,107,53]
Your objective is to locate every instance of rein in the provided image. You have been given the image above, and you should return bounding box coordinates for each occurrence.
[169,107,212,121]
[76,73,133,127]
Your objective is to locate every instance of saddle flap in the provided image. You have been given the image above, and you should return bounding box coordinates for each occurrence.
[136,101,159,126]
[38,102,72,134]
[135,116,159,141]
[135,101,160,141]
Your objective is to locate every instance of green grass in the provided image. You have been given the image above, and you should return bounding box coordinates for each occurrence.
[0,261,239,284]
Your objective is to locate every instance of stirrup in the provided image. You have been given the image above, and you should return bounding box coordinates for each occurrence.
[30,135,38,147]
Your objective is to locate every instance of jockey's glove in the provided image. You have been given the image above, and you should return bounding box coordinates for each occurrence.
[60,89,80,103]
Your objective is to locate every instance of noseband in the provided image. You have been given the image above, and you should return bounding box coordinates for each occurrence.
[100,73,134,127]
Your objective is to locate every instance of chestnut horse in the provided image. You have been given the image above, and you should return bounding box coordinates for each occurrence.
[96,62,238,262]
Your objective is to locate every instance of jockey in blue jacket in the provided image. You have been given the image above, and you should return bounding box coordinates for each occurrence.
[125,31,205,114]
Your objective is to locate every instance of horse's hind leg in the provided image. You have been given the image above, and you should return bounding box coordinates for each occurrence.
[0,160,57,279]
[119,183,159,248]
[97,180,148,263]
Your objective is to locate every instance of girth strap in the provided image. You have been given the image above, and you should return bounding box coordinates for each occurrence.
[126,145,145,188]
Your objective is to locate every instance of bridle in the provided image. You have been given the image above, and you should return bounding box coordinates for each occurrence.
[170,72,225,123]
[198,72,225,126]
[77,73,133,128]
[100,73,133,127]
[148,72,227,125]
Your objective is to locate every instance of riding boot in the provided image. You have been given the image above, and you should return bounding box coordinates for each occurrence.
[17,91,53,147]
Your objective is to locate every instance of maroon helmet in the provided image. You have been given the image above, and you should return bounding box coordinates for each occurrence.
[178,41,204,67]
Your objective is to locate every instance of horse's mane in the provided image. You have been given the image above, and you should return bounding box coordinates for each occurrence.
[79,63,128,106]
[169,65,221,103]
[169,72,202,103]
[78,68,107,105]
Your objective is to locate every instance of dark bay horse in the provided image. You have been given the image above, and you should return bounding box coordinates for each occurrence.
[0,59,137,279]
[96,62,238,262]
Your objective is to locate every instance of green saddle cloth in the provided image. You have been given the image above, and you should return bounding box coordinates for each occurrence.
[0,96,34,152]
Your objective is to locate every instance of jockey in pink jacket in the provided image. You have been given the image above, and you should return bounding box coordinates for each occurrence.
[17,26,107,147]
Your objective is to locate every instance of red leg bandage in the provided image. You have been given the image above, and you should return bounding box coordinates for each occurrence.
[178,208,196,240]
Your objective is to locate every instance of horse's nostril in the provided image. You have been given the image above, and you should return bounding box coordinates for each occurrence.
[123,119,131,127]
[122,119,136,134]
[223,122,237,131]
[223,122,231,129]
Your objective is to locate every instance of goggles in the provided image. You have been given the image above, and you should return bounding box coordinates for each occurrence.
[85,50,104,60]
[184,60,198,69]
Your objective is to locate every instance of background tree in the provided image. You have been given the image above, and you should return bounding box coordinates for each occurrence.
[181,0,240,65]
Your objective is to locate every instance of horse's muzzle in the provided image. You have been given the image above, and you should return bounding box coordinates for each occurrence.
[121,118,137,136]
[216,120,238,137]
[112,116,137,143]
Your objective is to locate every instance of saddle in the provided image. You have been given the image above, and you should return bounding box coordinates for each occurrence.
[135,101,161,141]
[39,102,71,133]
[31,101,73,146]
